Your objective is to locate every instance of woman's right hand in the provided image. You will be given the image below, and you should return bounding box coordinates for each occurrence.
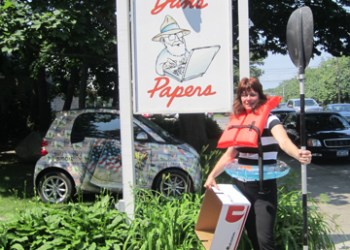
[204,175,218,190]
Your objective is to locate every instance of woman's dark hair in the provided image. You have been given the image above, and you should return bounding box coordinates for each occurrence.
[233,77,268,115]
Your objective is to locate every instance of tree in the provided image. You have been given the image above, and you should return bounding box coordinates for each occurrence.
[268,56,350,105]
[1,0,350,149]
[0,0,117,133]
[246,0,350,59]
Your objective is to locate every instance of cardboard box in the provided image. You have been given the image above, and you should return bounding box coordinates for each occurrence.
[195,184,251,250]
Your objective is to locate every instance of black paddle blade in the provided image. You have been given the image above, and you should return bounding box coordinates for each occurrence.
[286,6,314,74]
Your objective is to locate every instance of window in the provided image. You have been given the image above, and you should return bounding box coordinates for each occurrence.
[71,113,121,143]
[305,99,317,106]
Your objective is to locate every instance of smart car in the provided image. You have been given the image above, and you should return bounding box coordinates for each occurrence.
[34,109,201,203]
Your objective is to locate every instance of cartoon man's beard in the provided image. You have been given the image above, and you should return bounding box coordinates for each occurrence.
[166,42,187,56]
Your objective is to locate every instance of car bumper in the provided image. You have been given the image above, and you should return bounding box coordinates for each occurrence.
[311,148,350,158]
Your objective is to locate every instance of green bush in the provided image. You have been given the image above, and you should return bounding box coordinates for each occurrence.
[124,190,204,250]
[276,187,335,250]
[0,188,335,250]
[0,195,129,250]
[0,150,336,250]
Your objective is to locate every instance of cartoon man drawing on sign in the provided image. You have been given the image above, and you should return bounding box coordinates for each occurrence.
[152,15,191,77]
[152,15,221,82]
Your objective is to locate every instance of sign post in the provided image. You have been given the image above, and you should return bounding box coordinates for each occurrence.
[115,0,250,220]
[238,0,250,78]
[116,0,135,219]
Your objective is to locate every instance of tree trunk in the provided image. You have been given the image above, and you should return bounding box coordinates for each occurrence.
[78,61,88,109]
[178,113,208,152]
[112,67,119,109]
[34,67,51,133]
[63,67,79,111]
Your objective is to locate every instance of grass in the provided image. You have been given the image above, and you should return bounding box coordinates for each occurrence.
[0,151,35,222]
[0,196,37,223]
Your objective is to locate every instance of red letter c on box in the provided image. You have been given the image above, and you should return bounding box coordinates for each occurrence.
[226,205,245,223]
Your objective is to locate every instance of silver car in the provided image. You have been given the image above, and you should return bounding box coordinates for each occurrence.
[286,98,323,112]
[34,109,201,203]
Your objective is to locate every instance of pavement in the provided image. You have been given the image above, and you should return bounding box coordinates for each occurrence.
[214,115,350,249]
[281,154,350,250]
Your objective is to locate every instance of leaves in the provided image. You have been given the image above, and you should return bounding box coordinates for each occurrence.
[0,183,337,250]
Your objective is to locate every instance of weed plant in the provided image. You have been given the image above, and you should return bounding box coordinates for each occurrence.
[0,190,336,250]
[0,150,337,250]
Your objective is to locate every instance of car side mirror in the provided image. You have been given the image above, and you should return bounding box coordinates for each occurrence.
[285,122,296,129]
[136,132,148,141]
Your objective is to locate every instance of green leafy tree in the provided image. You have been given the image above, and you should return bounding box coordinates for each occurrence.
[0,0,116,134]
[1,0,350,149]
[269,56,350,106]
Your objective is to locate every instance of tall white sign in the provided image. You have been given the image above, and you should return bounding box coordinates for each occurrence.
[132,0,233,114]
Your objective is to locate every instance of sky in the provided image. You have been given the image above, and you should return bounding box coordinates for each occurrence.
[259,51,332,89]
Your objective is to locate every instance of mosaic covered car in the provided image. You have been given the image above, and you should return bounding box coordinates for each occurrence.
[34,109,201,203]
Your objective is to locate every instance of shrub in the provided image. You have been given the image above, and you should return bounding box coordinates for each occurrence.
[0,149,336,250]
[124,190,204,250]
[275,187,335,250]
[0,188,335,250]
[0,195,129,249]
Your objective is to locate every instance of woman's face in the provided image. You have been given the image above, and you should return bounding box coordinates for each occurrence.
[241,90,259,111]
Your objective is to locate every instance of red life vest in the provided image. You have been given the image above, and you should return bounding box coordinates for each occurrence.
[217,96,282,148]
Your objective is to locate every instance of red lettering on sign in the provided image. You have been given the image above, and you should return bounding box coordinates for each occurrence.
[151,0,208,15]
[147,77,216,107]
[225,205,246,223]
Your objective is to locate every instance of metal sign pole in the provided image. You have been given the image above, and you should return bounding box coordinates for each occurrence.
[116,0,135,219]
[238,0,250,78]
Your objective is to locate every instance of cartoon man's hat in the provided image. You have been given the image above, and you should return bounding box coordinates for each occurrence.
[152,15,190,42]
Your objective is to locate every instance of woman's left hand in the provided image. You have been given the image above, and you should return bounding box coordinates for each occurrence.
[298,149,312,164]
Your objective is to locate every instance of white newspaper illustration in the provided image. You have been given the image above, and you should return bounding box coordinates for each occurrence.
[164,45,220,82]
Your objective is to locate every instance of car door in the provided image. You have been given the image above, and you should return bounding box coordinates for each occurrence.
[73,112,151,191]
[75,112,124,190]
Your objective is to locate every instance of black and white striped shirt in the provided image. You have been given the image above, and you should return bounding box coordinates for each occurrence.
[236,114,281,165]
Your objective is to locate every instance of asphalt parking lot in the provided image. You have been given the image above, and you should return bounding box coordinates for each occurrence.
[281,153,350,249]
[216,115,350,249]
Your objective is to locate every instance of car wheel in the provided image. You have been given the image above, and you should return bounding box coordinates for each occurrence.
[153,169,193,197]
[37,171,74,203]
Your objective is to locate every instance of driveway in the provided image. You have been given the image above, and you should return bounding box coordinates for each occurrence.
[215,115,350,249]
[282,154,350,249]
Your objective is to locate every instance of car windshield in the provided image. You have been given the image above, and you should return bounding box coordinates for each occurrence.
[293,100,300,107]
[305,99,317,106]
[135,115,182,144]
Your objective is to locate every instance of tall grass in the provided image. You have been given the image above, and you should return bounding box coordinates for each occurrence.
[124,190,204,250]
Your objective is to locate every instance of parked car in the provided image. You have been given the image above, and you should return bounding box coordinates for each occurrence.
[286,98,323,112]
[324,103,350,123]
[277,102,287,108]
[282,111,350,159]
[34,109,201,203]
[271,107,296,123]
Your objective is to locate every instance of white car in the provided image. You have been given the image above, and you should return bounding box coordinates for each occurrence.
[34,109,201,203]
[286,98,323,112]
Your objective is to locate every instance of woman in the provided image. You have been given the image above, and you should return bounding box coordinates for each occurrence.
[204,77,312,250]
